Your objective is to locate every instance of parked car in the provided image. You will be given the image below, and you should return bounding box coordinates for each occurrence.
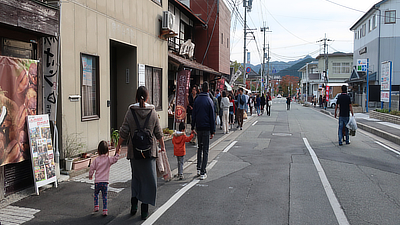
[277,94,282,98]
[328,93,341,108]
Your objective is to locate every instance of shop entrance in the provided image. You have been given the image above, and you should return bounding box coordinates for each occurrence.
[110,40,137,132]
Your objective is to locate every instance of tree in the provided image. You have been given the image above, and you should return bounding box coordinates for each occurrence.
[280,75,299,96]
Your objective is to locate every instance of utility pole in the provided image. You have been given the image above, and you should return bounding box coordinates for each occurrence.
[317,34,332,106]
[243,0,252,87]
[260,24,271,94]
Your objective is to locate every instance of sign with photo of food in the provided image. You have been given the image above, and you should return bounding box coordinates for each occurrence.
[0,56,38,166]
[27,114,56,194]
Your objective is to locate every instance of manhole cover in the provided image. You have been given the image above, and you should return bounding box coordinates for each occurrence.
[272,133,292,136]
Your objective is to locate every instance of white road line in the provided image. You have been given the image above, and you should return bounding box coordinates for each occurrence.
[303,138,350,225]
[375,141,400,155]
[252,121,258,126]
[378,121,400,129]
[223,141,238,153]
[143,159,219,225]
[142,179,200,225]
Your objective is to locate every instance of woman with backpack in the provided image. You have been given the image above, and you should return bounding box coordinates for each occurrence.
[116,86,166,220]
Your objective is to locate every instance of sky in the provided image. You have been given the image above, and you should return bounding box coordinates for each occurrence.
[226,0,380,64]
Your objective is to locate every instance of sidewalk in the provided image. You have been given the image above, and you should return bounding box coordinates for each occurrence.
[0,113,257,225]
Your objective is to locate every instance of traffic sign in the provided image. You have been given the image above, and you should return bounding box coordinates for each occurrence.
[357,59,367,71]
[246,67,251,73]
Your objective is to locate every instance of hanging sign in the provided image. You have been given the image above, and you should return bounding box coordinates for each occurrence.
[138,64,145,86]
[175,70,191,123]
[27,114,57,195]
[0,56,39,166]
[357,59,367,72]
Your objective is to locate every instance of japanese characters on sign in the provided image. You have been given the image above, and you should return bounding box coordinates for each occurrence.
[43,37,59,121]
[175,70,191,123]
[27,114,57,195]
[381,61,392,103]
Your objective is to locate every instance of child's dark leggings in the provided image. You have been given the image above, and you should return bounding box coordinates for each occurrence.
[94,182,108,209]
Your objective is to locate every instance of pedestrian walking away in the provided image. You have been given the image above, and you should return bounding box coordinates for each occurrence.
[228,94,235,129]
[255,94,261,116]
[286,96,291,110]
[187,86,198,145]
[220,91,230,134]
[172,122,196,180]
[235,88,246,130]
[266,92,272,116]
[260,93,266,115]
[334,85,354,146]
[117,86,166,220]
[192,81,215,180]
[89,141,120,216]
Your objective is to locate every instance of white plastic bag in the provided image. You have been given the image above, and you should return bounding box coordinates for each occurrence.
[346,116,357,131]
[216,115,221,125]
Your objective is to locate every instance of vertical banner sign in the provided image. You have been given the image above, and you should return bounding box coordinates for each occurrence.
[325,86,330,101]
[217,78,225,91]
[138,64,145,86]
[381,61,392,103]
[247,52,250,64]
[27,114,56,195]
[175,70,191,123]
[0,56,38,166]
[43,37,59,121]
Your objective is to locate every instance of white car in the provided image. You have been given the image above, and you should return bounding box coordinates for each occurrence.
[328,93,341,108]
[277,94,282,98]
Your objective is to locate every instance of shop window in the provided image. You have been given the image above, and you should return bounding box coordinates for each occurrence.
[81,53,100,121]
[385,10,396,24]
[145,66,162,111]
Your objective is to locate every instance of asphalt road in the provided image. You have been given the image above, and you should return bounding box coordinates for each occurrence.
[13,98,400,224]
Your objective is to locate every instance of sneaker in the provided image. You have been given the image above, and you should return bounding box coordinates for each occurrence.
[199,174,207,180]
[240,127,243,130]
[102,209,108,216]
[237,125,240,128]
[197,170,201,176]
[339,143,343,146]
[179,174,184,180]
[93,206,99,212]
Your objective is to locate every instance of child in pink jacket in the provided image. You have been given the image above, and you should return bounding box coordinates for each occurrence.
[89,141,120,216]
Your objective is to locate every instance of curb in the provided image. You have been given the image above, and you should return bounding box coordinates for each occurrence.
[357,122,400,145]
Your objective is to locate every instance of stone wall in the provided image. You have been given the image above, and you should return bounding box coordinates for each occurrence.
[370,110,400,125]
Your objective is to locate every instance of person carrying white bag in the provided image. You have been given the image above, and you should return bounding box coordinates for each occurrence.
[334,85,354,146]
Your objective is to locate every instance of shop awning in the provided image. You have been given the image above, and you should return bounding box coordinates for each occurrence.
[168,52,221,76]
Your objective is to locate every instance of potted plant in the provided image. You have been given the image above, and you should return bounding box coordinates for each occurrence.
[63,132,85,171]
[111,129,120,148]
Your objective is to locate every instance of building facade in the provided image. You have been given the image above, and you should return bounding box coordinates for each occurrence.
[350,0,400,109]
[58,0,168,156]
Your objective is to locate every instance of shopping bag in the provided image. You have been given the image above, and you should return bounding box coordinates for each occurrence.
[243,111,248,119]
[268,101,272,106]
[156,149,172,181]
[346,116,357,131]
[216,115,221,125]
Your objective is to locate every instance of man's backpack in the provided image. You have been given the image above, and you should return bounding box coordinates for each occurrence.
[130,109,153,160]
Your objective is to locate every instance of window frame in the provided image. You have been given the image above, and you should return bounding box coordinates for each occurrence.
[385,10,396,24]
[151,0,162,6]
[144,65,163,111]
[80,53,100,121]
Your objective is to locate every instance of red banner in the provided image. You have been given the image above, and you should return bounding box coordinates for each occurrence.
[175,70,191,123]
[0,56,38,166]
[217,78,225,91]
[326,86,330,101]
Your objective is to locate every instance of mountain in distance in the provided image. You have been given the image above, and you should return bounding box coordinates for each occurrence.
[274,57,316,78]
[248,55,314,76]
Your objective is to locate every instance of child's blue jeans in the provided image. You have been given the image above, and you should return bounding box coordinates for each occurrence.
[94,182,108,209]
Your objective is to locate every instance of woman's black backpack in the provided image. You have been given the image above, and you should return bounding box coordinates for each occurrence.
[130,109,153,159]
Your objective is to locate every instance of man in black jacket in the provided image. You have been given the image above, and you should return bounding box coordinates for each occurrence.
[192,81,215,180]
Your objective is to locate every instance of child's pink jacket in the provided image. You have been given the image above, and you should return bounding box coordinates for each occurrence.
[89,154,119,183]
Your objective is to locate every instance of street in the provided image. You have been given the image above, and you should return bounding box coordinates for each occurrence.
[9,98,400,225]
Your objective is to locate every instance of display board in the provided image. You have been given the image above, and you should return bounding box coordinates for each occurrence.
[27,114,57,195]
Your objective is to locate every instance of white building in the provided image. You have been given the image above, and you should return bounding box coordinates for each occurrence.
[350,0,400,108]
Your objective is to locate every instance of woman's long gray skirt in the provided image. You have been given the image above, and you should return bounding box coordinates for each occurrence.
[130,158,157,206]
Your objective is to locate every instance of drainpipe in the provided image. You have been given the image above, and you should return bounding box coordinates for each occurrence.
[377,8,382,109]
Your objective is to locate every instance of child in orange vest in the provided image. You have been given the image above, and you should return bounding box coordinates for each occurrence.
[172,122,196,180]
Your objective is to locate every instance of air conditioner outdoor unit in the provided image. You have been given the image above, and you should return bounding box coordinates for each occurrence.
[162,11,175,30]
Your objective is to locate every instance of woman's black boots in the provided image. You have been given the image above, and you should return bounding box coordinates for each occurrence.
[141,203,149,220]
[130,197,138,215]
